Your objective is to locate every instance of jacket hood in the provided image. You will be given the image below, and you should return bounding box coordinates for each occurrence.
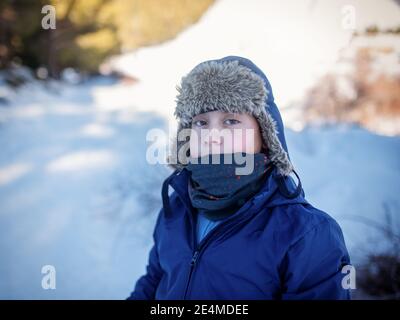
[169,55,294,177]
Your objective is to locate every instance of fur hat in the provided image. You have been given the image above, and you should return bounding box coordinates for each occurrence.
[168,56,294,177]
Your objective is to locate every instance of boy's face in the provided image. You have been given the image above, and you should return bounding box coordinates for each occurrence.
[189,111,264,158]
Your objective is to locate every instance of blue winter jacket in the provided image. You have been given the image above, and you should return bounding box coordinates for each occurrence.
[127,56,351,300]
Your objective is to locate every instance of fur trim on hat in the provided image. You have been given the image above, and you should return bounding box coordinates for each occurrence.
[168,60,293,176]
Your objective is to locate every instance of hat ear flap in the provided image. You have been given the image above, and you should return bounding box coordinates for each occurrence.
[255,108,293,176]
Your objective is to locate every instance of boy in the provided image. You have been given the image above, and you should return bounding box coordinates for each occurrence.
[127,56,351,300]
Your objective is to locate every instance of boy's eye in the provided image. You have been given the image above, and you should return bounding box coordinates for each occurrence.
[224,118,240,125]
[193,119,207,127]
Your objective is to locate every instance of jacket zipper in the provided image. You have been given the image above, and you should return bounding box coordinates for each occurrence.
[183,250,200,299]
[181,201,257,299]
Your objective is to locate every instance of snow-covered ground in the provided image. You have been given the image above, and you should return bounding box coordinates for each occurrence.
[0,77,171,299]
[0,0,399,299]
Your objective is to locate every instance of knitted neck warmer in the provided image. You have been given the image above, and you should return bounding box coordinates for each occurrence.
[186,152,273,221]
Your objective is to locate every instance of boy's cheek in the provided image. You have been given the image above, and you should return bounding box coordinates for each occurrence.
[189,139,200,157]
[242,135,263,153]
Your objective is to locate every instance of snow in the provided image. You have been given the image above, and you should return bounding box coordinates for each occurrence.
[0,0,399,299]
[0,77,170,299]
[287,124,400,259]
[107,0,400,129]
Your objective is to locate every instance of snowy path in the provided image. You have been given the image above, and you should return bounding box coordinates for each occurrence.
[0,78,170,299]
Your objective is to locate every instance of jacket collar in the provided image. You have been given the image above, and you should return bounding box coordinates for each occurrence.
[162,165,308,220]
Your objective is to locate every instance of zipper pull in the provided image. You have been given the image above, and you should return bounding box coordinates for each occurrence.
[190,250,199,266]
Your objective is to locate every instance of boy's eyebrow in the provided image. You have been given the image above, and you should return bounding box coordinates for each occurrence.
[193,114,208,120]
[223,112,241,118]
[193,112,241,120]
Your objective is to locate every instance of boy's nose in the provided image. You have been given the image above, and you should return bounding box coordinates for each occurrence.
[206,130,224,145]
